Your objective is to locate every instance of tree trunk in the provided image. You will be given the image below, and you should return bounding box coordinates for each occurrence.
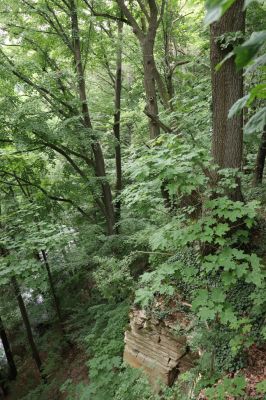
[11,277,42,373]
[116,0,168,139]
[253,128,266,186]
[210,0,245,200]
[70,0,115,234]
[142,36,160,139]
[113,20,123,225]
[40,250,63,324]
[0,316,17,380]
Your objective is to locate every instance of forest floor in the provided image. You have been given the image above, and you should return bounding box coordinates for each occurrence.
[3,324,266,399]
[198,344,266,399]
[5,344,88,399]
[242,345,266,398]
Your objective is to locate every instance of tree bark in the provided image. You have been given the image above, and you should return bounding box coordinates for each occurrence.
[11,276,42,373]
[142,35,160,139]
[210,0,245,200]
[0,316,17,380]
[253,128,266,186]
[70,0,115,234]
[113,20,123,224]
[116,0,168,139]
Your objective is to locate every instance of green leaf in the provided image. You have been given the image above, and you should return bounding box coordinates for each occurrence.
[204,0,235,25]
[244,0,264,9]
[228,95,250,118]
[211,288,226,303]
[244,107,266,134]
[198,306,216,321]
[221,307,237,325]
[256,380,266,394]
[234,31,266,69]
[192,289,209,310]
[245,54,266,73]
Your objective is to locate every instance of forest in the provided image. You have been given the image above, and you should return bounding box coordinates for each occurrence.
[0,0,265,399]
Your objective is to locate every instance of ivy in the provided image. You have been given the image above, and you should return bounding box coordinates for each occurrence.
[204,375,246,399]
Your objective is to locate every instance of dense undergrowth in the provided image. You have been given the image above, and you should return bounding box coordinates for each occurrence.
[7,136,265,400]
[0,0,265,399]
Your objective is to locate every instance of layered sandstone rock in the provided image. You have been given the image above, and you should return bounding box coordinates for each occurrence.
[123,308,196,389]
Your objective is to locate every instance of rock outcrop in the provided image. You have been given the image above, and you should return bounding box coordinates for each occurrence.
[123,308,196,390]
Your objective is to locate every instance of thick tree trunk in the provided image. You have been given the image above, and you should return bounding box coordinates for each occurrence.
[253,128,266,186]
[113,20,123,225]
[70,0,115,234]
[0,316,17,380]
[210,0,245,200]
[11,277,42,373]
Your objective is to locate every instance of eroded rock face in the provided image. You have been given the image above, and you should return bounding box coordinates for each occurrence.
[123,308,196,389]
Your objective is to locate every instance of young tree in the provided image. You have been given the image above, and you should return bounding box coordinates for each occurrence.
[39,250,63,326]
[11,277,42,373]
[70,0,116,234]
[0,316,17,380]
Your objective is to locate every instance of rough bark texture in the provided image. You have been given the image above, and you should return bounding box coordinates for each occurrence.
[11,277,42,373]
[123,308,197,391]
[70,0,115,234]
[142,37,160,138]
[253,128,266,186]
[116,0,168,139]
[210,0,245,199]
[0,316,17,380]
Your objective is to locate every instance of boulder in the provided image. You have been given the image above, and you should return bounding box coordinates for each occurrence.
[123,308,197,390]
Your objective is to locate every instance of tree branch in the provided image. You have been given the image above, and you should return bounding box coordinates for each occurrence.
[0,49,75,117]
[116,0,144,40]
[0,170,93,220]
[83,0,130,25]
[136,0,150,21]
[0,146,45,156]
[143,107,173,133]
[157,0,166,27]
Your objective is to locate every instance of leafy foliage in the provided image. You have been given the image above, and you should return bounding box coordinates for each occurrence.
[0,1,265,400]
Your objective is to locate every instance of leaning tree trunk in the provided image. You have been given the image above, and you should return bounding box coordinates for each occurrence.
[253,127,266,186]
[70,0,115,235]
[11,277,42,373]
[210,0,245,200]
[0,316,17,380]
